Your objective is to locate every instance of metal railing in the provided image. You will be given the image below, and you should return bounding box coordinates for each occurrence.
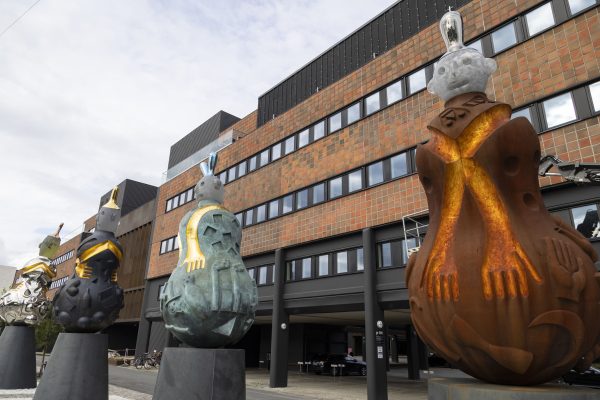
[401,209,429,256]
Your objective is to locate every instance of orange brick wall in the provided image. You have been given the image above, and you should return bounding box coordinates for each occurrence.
[47,235,80,300]
[146,1,600,279]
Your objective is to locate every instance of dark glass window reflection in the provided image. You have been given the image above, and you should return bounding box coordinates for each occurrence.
[313,183,325,204]
[571,204,600,238]
[329,177,343,199]
[391,153,408,178]
[296,189,308,209]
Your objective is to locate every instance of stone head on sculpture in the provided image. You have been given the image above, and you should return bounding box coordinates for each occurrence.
[0,224,62,325]
[52,187,124,332]
[427,11,496,101]
[406,9,600,386]
[161,152,258,348]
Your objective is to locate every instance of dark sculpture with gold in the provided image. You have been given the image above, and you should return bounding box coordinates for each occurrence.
[52,187,124,332]
[406,10,600,386]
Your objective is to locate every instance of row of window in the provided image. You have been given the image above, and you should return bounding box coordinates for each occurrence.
[552,202,600,239]
[51,250,74,266]
[165,187,195,213]
[467,0,598,57]
[511,80,600,133]
[233,148,415,228]
[247,265,275,286]
[49,276,69,290]
[159,236,179,255]
[214,0,597,189]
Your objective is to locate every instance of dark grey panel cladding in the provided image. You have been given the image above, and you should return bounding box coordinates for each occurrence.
[99,179,158,218]
[167,110,240,169]
[257,0,471,126]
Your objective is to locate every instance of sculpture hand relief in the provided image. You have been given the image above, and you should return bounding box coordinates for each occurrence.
[406,10,600,386]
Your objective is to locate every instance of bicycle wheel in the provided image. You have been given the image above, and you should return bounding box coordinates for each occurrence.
[144,360,153,369]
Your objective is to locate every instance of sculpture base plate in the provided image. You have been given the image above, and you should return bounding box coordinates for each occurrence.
[33,332,108,400]
[0,326,36,389]
[429,378,600,399]
[153,347,245,400]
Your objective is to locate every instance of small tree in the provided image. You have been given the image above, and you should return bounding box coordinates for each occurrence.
[35,310,63,353]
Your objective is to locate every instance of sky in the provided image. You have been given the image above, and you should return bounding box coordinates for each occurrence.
[0,0,398,267]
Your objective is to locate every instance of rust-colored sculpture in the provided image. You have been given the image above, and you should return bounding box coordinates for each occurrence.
[406,10,600,385]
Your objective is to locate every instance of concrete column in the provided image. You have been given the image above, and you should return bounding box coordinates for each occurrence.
[134,316,151,356]
[418,335,429,370]
[270,248,289,388]
[363,228,388,400]
[406,325,420,380]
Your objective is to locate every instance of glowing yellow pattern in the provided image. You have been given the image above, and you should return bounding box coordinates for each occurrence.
[423,105,543,301]
[183,204,224,273]
[75,241,123,279]
[21,261,56,279]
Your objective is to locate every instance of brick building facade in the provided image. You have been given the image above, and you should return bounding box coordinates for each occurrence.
[134,1,600,397]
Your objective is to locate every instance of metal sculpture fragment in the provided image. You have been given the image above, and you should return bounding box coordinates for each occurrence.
[161,152,258,348]
[52,187,124,332]
[406,10,600,385]
[0,224,62,325]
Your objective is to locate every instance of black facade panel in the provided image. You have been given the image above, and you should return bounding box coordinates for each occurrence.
[168,111,240,168]
[99,179,158,218]
[256,0,472,126]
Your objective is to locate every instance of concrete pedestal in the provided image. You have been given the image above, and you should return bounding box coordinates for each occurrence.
[33,333,108,400]
[153,347,245,400]
[429,378,600,399]
[0,326,36,389]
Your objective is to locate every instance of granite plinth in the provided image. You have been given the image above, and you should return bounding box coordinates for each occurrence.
[153,347,245,400]
[429,378,600,399]
[33,333,108,400]
[0,326,36,389]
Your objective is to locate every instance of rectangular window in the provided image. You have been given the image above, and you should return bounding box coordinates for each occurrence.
[219,172,227,184]
[166,238,174,252]
[235,213,243,225]
[408,68,427,94]
[256,204,266,223]
[284,136,296,155]
[589,81,600,112]
[329,177,343,199]
[179,192,186,205]
[312,183,325,204]
[166,199,173,212]
[260,149,270,167]
[402,238,417,264]
[336,252,348,274]
[313,121,325,140]
[571,204,600,238]
[467,39,483,54]
[491,22,517,53]
[160,241,167,254]
[301,258,312,279]
[172,196,179,208]
[249,156,257,172]
[248,268,255,281]
[386,81,403,105]
[365,92,381,115]
[228,167,237,182]
[525,3,555,36]
[245,209,254,226]
[269,200,280,219]
[348,170,363,192]
[368,161,384,186]
[287,261,296,281]
[356,248,364,271]
[271,142,282,161]
[296,189,308,209]
[543,92,577,128]
[391,153,408,178]
[298,129,310,148]
[318,255,329,276]
[259,266,268,285]
[329,112,342,133]
[282,195,293,214]
[186,188,194,202]
[380,242,392,268]
[347,102,361,124]
[237,161,247,177]
[511,107,532,122]
[568,0,596,15]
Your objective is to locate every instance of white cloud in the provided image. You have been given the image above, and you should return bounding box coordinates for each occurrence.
[0,0,397,266]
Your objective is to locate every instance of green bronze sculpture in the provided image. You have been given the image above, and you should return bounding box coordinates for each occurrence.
[160,152,258,348]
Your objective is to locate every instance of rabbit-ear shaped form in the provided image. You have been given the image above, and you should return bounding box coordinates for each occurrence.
[208,152,218,175]
[199,161,210,177]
